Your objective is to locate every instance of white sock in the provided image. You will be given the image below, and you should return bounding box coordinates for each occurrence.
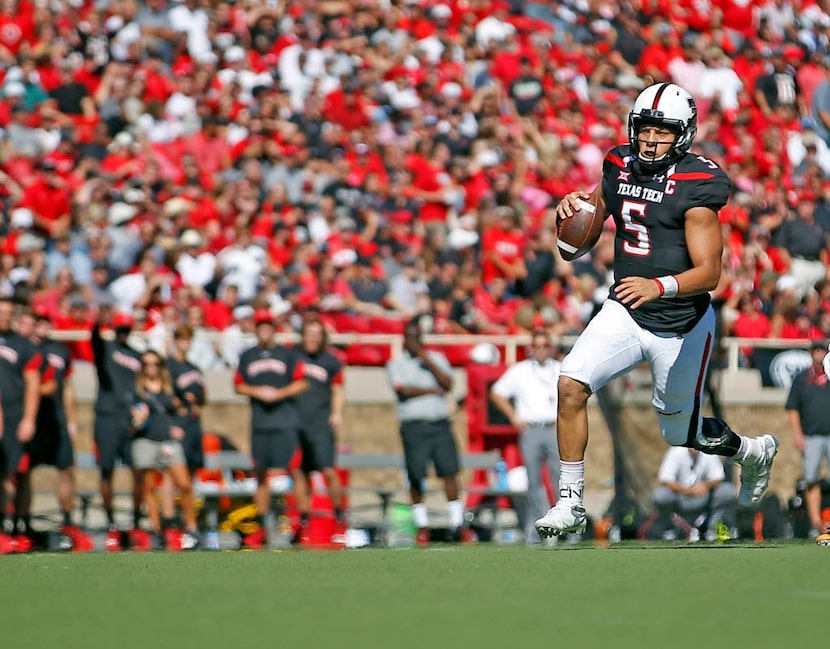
[735,436,758,463]
[559,460,585,504]
[448,500,464,529]
[412,503,428,528]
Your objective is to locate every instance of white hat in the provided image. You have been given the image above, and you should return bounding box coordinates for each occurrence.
[224,45,246,64]
[3,82,25,98]
[776,275,800,293]
[108,131,136,153]
[271,297,292,317]
[10,207,33,229]
[476,149,500,168]
[164,197,194,217]
[122,187,146,204]
[232,305,255,320]
[448,228,479,250]
[178,228,203,248]
[108,202,138,226]
[432,4,452,18]
[440,82,463,99]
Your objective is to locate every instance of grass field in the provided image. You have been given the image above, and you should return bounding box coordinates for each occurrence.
[1,542,824,649]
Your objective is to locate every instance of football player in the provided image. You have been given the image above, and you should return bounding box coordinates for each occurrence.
[536,83,779,538]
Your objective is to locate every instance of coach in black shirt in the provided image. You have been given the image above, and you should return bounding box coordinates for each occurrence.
[292,318,346,538]
[0,298,41,541]
[786,339,830,538]
[234,309,309,548]
[91,310,143,540]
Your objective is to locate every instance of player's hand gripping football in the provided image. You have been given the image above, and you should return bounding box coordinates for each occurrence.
[614,276,663,309]
[555,191,592,220]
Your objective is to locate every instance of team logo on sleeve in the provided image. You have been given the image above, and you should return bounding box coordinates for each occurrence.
[304,363,329,382]
[0,345,19,364]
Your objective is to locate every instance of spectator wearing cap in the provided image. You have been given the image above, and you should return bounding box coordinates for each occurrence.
[174,229,216,294]
[45,234,93,287]
[388,256,429,317]
[755,48,806,119]
[786,339,830,539]
[347,256,392,316]
[100,132,142,181]
[221,304,257,368]
[4,207,34,253]
[475,1,516,49]
[773,193,828,297]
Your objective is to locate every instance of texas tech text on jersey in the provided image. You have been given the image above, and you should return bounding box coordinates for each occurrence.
[601,144,731,334]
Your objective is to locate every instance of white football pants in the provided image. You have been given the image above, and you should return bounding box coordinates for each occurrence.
[560,299,714,447]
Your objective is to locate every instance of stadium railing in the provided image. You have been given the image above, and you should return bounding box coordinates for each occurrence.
[48,329,816,372]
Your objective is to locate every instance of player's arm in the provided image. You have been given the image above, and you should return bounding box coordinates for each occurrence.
[616,206,722,309]
[330,381,345,433]
[63,381,79,440]
[18,358,42,443]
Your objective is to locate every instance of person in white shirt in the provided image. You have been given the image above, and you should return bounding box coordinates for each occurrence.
[175,229,216,292]
[651,446,736,541]
[490,330,562,543]
[698,47,744,112]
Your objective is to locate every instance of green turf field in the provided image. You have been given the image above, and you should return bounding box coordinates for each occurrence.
[1,542,824,649]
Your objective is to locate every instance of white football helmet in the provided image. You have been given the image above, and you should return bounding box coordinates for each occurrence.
[627,82,697,172]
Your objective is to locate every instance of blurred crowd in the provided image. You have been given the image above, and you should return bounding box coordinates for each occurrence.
[2,0,830,370]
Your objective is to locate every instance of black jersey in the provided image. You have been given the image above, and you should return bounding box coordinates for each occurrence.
[602,145,731,334]
[295,349,343,431]
[168,357,205,433]
[0,330,41,421]
[37,339,72,424]
[235,344,304,430]
[131,387,178,443]
[91,324,142,414]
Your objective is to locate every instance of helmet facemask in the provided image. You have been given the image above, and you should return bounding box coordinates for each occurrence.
[627,84,698,175]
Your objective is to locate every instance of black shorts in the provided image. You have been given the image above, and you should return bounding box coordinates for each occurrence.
[94,412,133,472]
[29,424,74,471]
[0,417,27,474]
[400,419,460,487]
[251,428,298,472]
[299,426,335,473]
[181,424,203,471]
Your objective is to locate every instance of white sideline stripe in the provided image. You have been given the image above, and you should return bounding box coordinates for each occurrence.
[557,240,578,253]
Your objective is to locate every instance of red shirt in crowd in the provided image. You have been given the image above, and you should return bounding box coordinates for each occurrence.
[481,225,524,284]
